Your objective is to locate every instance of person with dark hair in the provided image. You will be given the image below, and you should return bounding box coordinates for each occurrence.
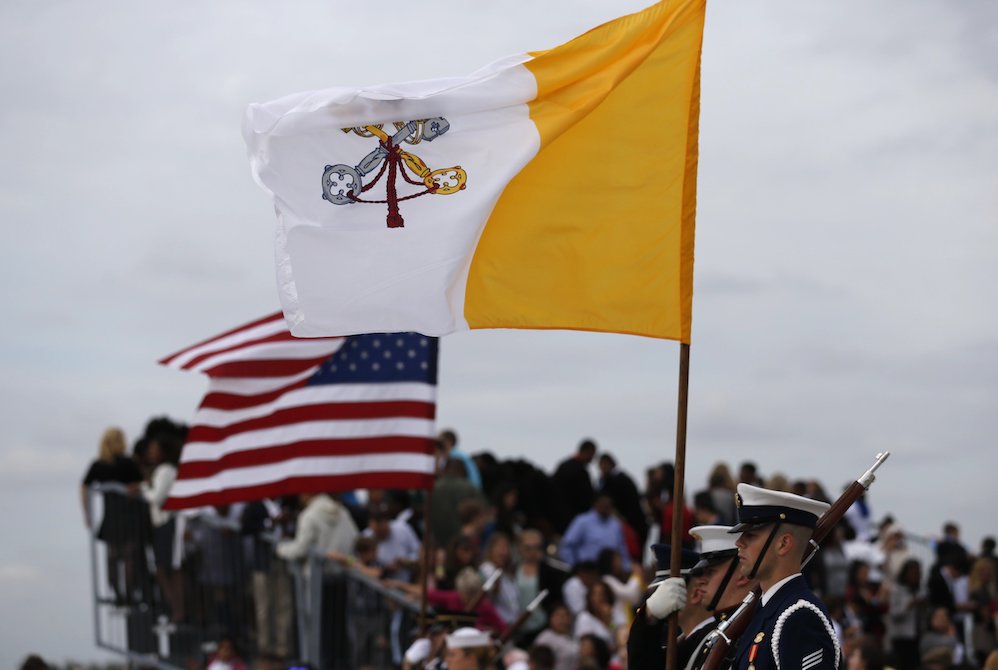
[574,580,621,650]
[846,636,884,670]
[598,452,649,554]
[887,558,926,670]
[431,458,483,548]
[19,655,48,670]
[529,643,557,670]
[578,632,612,670]
[552,440,598,533]
[597,548,642,627]
[141,433,184,622]
[845,559,887,638]
[534,601,581,670]
[206,635,249,670]
[920,606,965,665]
[438,428,482,489]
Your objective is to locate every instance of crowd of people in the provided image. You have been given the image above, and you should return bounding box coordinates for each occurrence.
[81,418,997,670]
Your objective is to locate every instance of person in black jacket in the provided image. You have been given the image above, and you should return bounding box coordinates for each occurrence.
[598,452,650,553]
[551,440,597,533]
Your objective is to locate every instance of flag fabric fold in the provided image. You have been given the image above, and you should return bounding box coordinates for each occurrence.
[244,0,706,342]
[160,313,438,509]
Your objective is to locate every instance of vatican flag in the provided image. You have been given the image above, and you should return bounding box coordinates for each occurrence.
[243,0,705,342]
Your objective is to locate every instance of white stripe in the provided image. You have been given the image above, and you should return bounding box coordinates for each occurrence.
[195,382,437,427]
[204,368,319,395]
[187,338,344,374]
[802,655,822,670]
[181,417,436,462]
[165,318,288,369]
[802,650,822,663]
[168,453,436,499]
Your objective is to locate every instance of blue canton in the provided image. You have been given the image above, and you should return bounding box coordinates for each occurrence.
[308,333,438,386]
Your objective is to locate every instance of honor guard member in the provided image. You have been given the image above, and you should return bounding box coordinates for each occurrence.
[443,627,494,670]
[729,485,840,670]
[684,525,758,670]
[627,544,696,670]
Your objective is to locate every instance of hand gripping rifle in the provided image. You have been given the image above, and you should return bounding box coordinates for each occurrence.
[699,452,891,670]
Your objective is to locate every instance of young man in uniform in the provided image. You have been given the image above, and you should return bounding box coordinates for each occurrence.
[683,524,759,670]
[730,484,840,670]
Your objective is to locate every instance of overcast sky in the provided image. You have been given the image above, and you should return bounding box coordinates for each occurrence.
[1,0,996,666]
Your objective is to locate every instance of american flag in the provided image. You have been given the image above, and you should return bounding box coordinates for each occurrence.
[159,313,438,509]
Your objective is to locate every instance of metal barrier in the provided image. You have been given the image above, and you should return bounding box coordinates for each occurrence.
[87,485,423,669]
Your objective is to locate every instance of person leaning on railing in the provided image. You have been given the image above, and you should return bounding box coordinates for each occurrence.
[80,426,144,605]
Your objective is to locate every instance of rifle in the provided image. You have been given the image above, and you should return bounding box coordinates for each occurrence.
[485,589,550,667]
[700,452,890,670]
[465,568,504,612]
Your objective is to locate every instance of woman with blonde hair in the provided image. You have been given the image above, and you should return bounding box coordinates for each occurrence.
[80,426,144,604]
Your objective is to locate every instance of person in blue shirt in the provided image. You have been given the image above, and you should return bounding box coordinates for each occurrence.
[438,428,482,490]
[559,494,631,573]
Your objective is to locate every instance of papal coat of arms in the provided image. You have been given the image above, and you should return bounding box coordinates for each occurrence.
[322,118,468,228]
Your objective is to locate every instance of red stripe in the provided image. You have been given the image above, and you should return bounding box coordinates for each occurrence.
[159,312,285,366]
[201,356,332,379]
[178,330,312,371]
[186,401,437,443]
[176,436,436,480]
[163,472,435,510]
[200,378,312,411]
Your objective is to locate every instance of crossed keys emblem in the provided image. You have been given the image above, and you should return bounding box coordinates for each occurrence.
[321,118,468,228]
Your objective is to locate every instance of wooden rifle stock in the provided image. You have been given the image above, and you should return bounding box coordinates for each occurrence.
[700,452,890,670]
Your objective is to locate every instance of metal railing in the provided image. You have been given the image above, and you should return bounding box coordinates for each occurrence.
[86,485,423,669]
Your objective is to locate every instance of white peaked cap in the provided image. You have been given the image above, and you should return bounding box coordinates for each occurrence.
[731,483,831,532]
[446,627,491,649]
[690,525,738,555]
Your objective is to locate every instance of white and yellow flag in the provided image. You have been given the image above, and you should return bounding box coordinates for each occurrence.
[244,0,705,342]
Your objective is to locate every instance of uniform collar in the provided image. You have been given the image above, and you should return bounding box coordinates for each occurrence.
[761,573,802,607]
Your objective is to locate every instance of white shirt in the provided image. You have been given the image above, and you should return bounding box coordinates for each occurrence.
[761,573,802,607]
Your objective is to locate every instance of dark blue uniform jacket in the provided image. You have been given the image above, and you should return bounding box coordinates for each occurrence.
[732,575,839,670]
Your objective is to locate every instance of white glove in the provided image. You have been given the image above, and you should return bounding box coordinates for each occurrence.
[646,577,687,619]
[404,638,431,665]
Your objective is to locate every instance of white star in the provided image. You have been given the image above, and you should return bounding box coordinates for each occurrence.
[396,362,404,370]
[372,362,380,371]
[420,362,428,370]
[349,364,357,371]
[351,340,359,348]
[373,339,381,348]
[329,365,337,372]
[408,349,416,358]
[420,338,428,347]
[384,350,392,359]
[360,351,368,359]
[396,338,404,347]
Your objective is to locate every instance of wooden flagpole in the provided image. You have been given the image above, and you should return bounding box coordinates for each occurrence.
[665,342,691,670]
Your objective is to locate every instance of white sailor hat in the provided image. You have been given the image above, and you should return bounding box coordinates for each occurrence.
[729,483,830,532]
[689,525,738,571]
[650,543,701,584]
[446,627,491,649]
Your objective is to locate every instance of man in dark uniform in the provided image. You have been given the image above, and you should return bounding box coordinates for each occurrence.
[683,525,758,670]
[729,484,840,670]
[627,544,695,670]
